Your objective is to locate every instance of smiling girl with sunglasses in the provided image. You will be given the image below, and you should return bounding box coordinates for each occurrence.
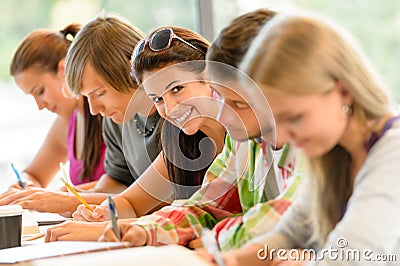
[131,26,224,198]
[72,26,225,218]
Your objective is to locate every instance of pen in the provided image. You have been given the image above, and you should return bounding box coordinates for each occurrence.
[59,162,93,211]
[11,163,25,188]
[108,195,121,241]
[201,228,225,266]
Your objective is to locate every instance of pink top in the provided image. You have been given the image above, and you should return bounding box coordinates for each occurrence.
[67,111,106,185]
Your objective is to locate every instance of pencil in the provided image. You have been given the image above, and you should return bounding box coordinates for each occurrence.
[23,232,45,241]
[59,162,94,211]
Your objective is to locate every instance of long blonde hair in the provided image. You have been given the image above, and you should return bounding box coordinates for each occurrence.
[242,14,390,241]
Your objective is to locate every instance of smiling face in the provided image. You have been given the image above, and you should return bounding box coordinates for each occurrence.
[142,68,214,135]
[14,67,77,117]
[263,84,349,157]
[80,62,134,124]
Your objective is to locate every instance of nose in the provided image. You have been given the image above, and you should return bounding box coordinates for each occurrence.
[276,123,293,147]
[216,104,229,125]
[164,96,178,117]
[34,97,47,110]
[217,103,239,130]
[87,97,102,116]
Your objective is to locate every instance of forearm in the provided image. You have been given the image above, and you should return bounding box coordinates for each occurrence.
[60,192,110,215]
[85,174,127,194]
[21,172,46,187]
[105,195,138,218]
[133,205,219,246]
[80,192,110,205]
[74,180,98,191]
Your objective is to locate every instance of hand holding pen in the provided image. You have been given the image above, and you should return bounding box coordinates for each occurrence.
[108,195,121,241]
[201,228,226,266]
[73,203,109,222]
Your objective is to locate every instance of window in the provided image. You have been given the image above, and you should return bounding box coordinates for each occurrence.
[0,0,398,189]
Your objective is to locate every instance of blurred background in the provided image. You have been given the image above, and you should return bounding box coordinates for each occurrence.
[1,0,399,188]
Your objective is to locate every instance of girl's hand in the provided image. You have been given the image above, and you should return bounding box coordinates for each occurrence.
[73,204,110,222]
[45,220,108,242]
[0,189,81,217]
[99,220,145,246]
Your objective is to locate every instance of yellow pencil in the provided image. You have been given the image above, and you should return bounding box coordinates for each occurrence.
[23,232,45,241]
[59,162,94,212]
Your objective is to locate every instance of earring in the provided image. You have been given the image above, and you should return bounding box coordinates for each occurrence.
[343,105,352,115]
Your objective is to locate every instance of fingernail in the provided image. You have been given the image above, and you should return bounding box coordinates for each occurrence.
[92,212,99,218]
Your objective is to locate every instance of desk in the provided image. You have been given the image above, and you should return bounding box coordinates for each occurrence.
[21,211,68,246]
[0,244,210,266]
[0,213,207,266]
[1,212,210,265]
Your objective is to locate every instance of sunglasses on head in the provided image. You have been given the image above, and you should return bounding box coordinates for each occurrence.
[132,27,205,60]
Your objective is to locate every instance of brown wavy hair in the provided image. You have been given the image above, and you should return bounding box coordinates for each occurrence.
[66,16,144,96]
[207,8,276,69]
[10,24,103,181]
[132,26,211,198]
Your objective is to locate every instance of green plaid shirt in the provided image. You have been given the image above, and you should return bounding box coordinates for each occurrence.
[133,135,303,248]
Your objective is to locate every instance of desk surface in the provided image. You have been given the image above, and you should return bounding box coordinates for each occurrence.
[1,212,210,266]
[0,244,210,266]
[2,211,209,266]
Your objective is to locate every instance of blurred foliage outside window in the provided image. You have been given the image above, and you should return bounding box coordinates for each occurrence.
[0,0,198,83]
[0,0,398,100]
[213,0,400,101]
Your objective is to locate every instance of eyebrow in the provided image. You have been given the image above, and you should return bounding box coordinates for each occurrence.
[211,85,244,102]
[84,87,103,96]
[29,85,39,94]
[274,111,294,121]
[146,80,180,97]
[165,80,179,91]
[230,99,247,105]
[220,94,247,104]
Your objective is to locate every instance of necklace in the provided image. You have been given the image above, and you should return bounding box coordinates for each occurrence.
[134,114,157,137]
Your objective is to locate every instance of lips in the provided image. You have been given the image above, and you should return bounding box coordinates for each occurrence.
[293,140,307,148]
[47,106,57,113]
[102,112,115,117]
[173,108,192,124]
